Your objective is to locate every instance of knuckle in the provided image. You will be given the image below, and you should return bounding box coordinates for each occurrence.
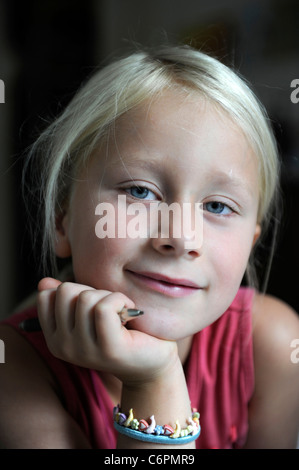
[112,291,135,308]
[94,293,121,316]
[94,300,109,317]
[37,288,53,307]
[109,292,125,303]
[56,281,72,296]
[77,289,94,303]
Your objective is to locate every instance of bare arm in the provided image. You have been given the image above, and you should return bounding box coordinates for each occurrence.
[244,294,299,449]
[0,325,91,449]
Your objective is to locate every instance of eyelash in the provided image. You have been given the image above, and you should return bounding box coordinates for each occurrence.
[203,201,236,216]
[123,185,159,201]
[122,185,238,215]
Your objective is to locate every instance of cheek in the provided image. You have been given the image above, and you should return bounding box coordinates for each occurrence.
[72,236,125,277]
[71,228,138,289]
[68,195,144,287]
[210,229,253,285]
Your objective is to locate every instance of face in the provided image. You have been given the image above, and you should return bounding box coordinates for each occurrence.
[56,91,261,341]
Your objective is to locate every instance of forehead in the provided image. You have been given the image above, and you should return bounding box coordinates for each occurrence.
[107,91,258,181]
[111,91,250,153]
[114,91,207,138]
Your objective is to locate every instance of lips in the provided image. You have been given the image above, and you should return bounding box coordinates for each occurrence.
[126,270,201,298]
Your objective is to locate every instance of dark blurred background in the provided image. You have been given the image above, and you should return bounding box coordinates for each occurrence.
[1,0,299,319]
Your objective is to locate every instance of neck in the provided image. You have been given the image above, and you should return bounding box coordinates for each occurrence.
[177,334,193,364]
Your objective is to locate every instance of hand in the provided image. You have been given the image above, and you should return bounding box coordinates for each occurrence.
[37,278,178,385]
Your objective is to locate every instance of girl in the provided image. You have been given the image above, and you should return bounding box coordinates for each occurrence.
[0,45,299,449]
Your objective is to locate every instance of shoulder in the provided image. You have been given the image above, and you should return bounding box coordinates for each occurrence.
[0,322,59,410]
[0,322,54,379]
[252,292,299,364]
[0,324,54,446]
[0,323,90,448]
[245,293,299,448]
[251,292,299,386]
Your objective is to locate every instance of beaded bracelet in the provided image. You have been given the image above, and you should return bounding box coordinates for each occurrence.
[113,405,201,445]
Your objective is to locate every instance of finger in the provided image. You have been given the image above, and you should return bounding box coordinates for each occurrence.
[54,282,97,332]
[93,292,136,347]
[38,277,62,292]
[54,283,113,334]
[73,289,116,340]
[37,288,57,333]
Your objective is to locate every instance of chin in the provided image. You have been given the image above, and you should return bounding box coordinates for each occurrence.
[127,315,195,342]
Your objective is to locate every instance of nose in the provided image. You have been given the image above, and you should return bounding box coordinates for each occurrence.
[151,237,201,258]
[149,202,203,258]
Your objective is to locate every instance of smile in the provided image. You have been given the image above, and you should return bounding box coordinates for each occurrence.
[126,270,202,298]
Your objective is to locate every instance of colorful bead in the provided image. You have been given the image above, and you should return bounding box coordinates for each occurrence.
[130,418,139,430]
[163,424,174,435]
[187,416,199,436]
[113,406,201,442]
[154,425,163,435]
[139,419,149,432]
[186,424,194,434]
[170,420,181,438]
[117,413,127,425]
[145,415,156,434]
[124,408,134,427]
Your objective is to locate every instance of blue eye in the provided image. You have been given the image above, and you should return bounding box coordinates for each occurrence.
[204,201,233,215]
[126,186,157,200]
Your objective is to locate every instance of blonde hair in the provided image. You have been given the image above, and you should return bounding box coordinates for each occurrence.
[24,44,280,288]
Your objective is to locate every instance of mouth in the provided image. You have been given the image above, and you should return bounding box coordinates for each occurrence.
[126,270,202,298]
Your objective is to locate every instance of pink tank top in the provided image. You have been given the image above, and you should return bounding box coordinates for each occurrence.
[1,287,254,449]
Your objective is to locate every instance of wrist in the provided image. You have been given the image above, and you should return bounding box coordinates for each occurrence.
[121,346,181,389]
[120,357,191,430]
[114,335,180,388]
[116,361,199,448]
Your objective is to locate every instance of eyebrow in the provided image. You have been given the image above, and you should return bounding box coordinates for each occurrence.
[205,170,256,199]
[107,156,256,199]
[106,154,164,171]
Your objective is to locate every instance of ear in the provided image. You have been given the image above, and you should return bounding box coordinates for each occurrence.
[252,223,261,248]
[55,209,72,258]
